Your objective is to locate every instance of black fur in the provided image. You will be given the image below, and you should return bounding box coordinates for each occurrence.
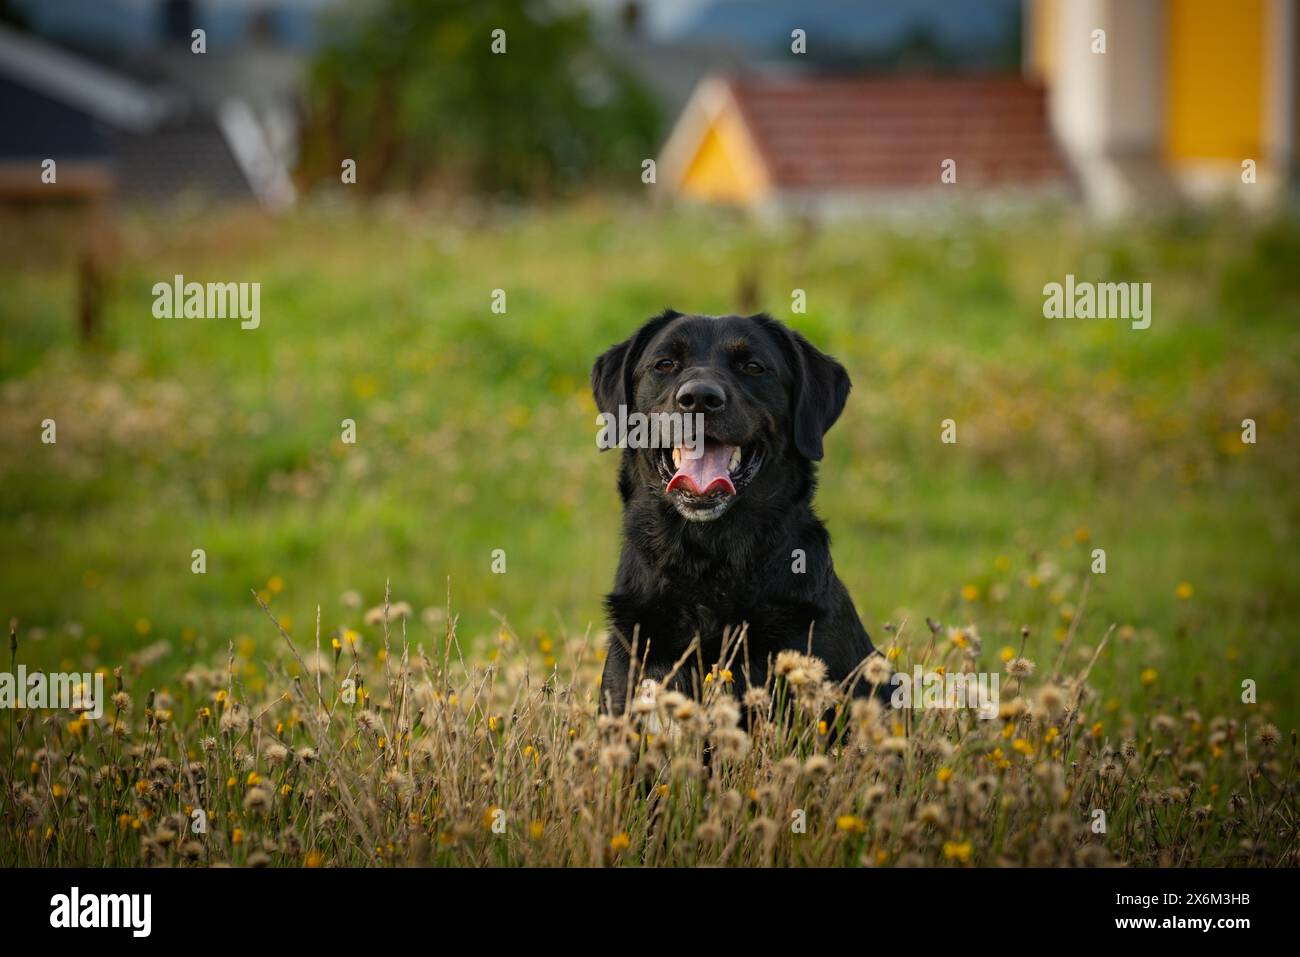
[592,310,881,711]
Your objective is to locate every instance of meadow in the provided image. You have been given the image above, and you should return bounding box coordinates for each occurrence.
[0,199,1297,865]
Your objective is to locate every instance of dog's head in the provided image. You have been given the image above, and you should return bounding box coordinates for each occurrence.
[592,310,850,522]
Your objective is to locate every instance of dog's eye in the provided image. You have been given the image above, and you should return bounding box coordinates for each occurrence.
[653,358,677,373]
[742,360,765,375]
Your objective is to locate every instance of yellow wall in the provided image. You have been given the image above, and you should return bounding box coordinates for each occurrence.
[679,107,768,203]
[1165,0,1267,162]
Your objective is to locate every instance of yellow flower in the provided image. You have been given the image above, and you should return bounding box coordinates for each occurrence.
[267,575,284,594]
[994,555,1010,572]
[1140,668,1158,686]
[529,820,545,840]
[961,584,980,602]
[943,840,973,862]
[836,815,867,834]
[232,828,244,845]
[52,783,66,798]
[936,767,953,783]
[246,772,260,786]
[1175,582,1194,600]
[305,851,324,868]
[1012,738,1034,756]
[609,832,631,852]
[818,720,828,735]
[999,646,1014,662]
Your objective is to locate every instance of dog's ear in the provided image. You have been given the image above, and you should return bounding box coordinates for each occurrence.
[757,315,851,461]
[591,309,681,422]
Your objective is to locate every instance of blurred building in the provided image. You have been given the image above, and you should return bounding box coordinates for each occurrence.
[651,0,1059,216]
[0,1,300,208]
[658,0,1298,217]
[1027,0,1298,215]
[658,73,1067,216]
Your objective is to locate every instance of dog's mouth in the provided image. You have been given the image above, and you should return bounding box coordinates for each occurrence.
[654,439,764,521]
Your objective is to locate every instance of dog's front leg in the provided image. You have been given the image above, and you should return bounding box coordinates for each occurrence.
[598,638,633,714]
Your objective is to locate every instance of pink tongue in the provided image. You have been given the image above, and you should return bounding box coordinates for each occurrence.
[667,443,737,496]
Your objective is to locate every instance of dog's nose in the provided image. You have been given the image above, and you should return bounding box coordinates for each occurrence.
[675,379,726,413]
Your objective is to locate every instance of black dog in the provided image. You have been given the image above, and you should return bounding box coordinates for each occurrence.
[592,309,881,712]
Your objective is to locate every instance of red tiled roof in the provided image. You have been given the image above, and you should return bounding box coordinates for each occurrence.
[725,74,1068,189]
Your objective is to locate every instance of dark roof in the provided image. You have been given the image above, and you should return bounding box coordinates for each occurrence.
[0,22,176,133]
[727,74,1068,189]
[0,23,293,206]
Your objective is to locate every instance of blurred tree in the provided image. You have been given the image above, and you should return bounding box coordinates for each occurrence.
[302,0,659,197]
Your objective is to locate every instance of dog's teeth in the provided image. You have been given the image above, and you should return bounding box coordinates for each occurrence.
[672,447,683,468]
[729,447,742,471]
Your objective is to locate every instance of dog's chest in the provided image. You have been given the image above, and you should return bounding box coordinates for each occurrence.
[641,586,807,659]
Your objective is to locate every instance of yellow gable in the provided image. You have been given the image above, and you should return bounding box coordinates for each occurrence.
[678,106,769,204]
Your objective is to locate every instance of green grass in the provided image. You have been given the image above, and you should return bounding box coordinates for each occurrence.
[1,200,1297,727]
